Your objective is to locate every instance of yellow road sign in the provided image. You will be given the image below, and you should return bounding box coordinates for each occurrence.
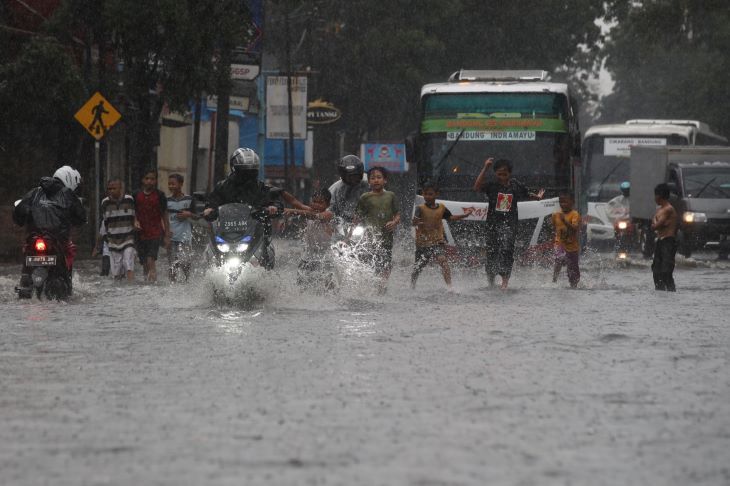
[74,92,121,140]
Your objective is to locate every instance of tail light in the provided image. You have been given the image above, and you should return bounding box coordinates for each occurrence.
[34,238,47,252]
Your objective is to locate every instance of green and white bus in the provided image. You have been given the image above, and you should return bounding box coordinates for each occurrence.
[412,69,581,251]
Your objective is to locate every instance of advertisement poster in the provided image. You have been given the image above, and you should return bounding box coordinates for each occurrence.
[361,143,407,173]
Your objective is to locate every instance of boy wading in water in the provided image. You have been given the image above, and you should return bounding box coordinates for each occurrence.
[651,183,678,291]
[411,182,472,289]
[551,191,581,288]
[473,158,544,289]
[352,166,401,294]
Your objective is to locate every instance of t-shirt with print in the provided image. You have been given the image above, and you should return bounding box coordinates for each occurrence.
[355,191,400,246]
[133,189,167,241]
[482,179,530,225]
[414,203,452,248]
[551,209,581,253]
[167,194,194,243]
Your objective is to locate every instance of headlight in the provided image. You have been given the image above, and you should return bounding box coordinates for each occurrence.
[352,226,365,237]
[683,211,707,224]
[617,221,628,230]
[217,243,230,252]
[236,243,249,252]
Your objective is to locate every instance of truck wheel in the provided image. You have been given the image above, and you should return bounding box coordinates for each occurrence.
[640,226,655,258]
[677,230,692,258]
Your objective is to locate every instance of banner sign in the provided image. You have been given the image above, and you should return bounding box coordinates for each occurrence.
[604,137,667,157]
[421,118,566,134]
[266,76,307,139]
[230,64,260,80]
[426,197,560,222]
[446,131,536,142]
[206,95,250,111]
[361,143,407,173]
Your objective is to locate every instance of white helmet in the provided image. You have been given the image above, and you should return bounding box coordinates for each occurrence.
[53,165,82,191]
[230,147,260,175]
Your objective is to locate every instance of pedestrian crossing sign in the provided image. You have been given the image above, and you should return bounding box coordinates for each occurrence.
[74,92,121,140]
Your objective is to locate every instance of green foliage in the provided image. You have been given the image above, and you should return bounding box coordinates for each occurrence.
[600,1,730,136]
[267,0,604,144]
[0,38,86,202]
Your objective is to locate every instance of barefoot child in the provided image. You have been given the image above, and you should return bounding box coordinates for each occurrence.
[411,182,472,289]
[285,188,336,288]
[353,166,400,292]
[133,169,170,282]
[167,173,197,282]
[551,191,581,288]
[473,158,544,289]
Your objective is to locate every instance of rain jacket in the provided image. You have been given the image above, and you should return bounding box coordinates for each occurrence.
[205,176,283,216]
[13,177,87,239]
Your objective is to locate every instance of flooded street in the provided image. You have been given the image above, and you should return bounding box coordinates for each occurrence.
[1,244,729,485]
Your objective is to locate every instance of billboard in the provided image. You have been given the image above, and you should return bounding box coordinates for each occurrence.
[361,143,407,173]
[266,76,307,140]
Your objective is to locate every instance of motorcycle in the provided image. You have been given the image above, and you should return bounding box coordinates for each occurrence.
[15,232,72,300]
[205,203,275,283]
[332,218,371,263]
[613,217,636,260]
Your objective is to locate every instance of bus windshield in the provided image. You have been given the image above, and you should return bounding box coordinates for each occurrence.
[423,132,570,202]
[423,93,567,119]
[583,134,689,201]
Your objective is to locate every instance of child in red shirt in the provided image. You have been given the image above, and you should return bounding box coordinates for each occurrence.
[133,169,170,282]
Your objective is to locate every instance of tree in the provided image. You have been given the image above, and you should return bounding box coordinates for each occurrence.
[0,38,85,203]
[599,1,730,137]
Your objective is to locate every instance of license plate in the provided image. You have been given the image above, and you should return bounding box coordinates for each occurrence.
[26,255,57,266]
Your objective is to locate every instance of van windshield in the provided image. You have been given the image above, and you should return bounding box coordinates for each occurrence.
[683,168,730,199]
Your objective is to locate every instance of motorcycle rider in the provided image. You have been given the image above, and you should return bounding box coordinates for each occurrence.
[202,147,283,269]
[328,154,369,222]
[13,166,87,297]
[606,181,631,222]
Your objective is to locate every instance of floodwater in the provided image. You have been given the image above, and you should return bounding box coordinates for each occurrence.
[1,241,729,485]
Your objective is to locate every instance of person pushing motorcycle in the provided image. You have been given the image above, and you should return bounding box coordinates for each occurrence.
[13,166,87,298]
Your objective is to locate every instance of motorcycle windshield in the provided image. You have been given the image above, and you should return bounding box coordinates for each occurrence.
[215,203,259,241]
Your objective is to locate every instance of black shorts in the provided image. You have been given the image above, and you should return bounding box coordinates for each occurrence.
[137,238,161,262]
[415,244,446,264]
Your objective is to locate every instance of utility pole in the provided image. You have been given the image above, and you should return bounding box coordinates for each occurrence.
[284,9,295,193]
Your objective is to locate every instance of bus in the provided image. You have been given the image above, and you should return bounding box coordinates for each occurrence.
[412,69,581,252]
[579,120,727,243]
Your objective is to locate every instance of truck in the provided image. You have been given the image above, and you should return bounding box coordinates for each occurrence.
[630,145,730,259]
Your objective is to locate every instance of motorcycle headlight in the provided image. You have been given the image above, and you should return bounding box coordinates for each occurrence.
[683,211,707,224]
[217,243,230,252]
[236,243,249,252]
[617,221,628,230]
[352,226,365,237]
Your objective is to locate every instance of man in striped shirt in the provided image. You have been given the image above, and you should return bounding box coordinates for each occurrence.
[98,179,137,281]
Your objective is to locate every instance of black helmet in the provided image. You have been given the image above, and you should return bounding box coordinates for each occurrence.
[230,147,260,180]
[337,155,364,184]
